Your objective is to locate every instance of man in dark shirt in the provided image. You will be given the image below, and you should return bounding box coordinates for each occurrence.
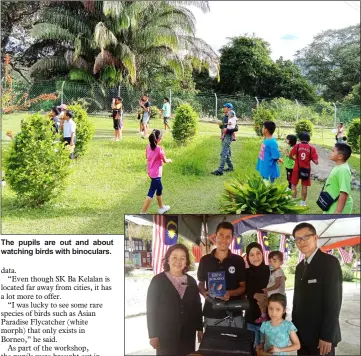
[198,221,246,328]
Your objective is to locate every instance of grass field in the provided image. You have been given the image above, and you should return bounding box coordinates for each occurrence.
[2,113,360,234]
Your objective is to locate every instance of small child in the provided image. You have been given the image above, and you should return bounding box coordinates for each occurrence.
[254,251,286,324]
[222,110,237,141]
[111,97,123,141]
[141,129,172,214]
[256,121,282,183]
[60,110,76,159]
[257,293,300,355]
[283,135,297,190]
[336,122,344,142]
[160,97,171,131]
[49,106,61,133]
[322,142,353,214]
[289,132,319,206]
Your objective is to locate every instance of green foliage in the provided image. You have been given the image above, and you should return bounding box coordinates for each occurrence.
[253,106,275,136]
[341,264,354,282]
[172,103,199,146]
[221,176,308,214]
[347,118,360,153]
[286,254,299,274]
[5,113,70,207]
[150,105,162,119]
[29,99,57,112]
[295,24,360,101]
[217,36,317,101]
[295,119,314,138]
[67,103,95,157]
[343,83,361,106]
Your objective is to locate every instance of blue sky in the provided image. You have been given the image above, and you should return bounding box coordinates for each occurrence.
[189,1,360,60]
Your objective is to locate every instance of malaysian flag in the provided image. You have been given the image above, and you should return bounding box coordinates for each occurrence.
[231,235,242,256]
[279,234,290,261]
[337,247,353,264]
[152,215,170,275]
[298,250,305,264]
[257,230,270,265]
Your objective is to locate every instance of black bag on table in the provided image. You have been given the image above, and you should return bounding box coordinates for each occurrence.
[199,326,256,356]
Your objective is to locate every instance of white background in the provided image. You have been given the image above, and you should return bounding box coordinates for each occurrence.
[0,235,124,356]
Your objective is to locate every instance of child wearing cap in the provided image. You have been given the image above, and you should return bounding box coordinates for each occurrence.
[222,110,237,141]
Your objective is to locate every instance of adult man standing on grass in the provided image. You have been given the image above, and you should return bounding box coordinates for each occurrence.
[292,222,342,356]
[211,103,237,176]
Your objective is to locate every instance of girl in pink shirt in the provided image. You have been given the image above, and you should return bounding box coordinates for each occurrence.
[141,129,172,214]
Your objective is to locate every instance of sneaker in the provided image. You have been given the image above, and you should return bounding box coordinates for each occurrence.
[224,168,234,172]
[211,170,223,176]
[255,316,268,324]
[301,201,307,207]
[158,205,171,214]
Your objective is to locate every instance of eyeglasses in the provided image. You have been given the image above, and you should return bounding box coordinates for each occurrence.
[294,233,314,244]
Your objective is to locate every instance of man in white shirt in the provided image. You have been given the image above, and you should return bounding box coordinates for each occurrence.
[160,97,171,130]
[60,110,76,159]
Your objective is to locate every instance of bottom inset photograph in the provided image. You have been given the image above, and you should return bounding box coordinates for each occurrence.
[124,214,360,356]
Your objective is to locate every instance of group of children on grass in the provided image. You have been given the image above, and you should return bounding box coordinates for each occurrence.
[141,103,354,215]
[256,120,353,213]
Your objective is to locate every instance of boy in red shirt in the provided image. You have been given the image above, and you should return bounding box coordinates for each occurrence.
[289,132,319,206]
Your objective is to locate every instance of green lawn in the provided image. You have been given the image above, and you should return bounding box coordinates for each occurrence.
[2,113,360,234]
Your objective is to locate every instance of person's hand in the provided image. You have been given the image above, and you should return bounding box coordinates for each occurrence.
[197,331,204,343]
[149,337,159,349]
[219,291,230,301]
[318,339,332,355]
[267,345,281,353]
[277,158,284,164]
[166,158,172,163]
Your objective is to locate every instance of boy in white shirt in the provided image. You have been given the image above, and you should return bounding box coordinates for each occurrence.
[221,110,237,141]
[60,110,76,159]
[254,250,286,323]
[160,97,171,130]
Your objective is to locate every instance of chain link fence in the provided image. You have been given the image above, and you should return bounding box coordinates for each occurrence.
[3,80,360,126]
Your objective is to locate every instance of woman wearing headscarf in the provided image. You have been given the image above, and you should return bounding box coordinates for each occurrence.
[147,243,203,356]
[245,242,271,346]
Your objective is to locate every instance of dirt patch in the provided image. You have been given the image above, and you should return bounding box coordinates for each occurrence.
[311,145,360,190]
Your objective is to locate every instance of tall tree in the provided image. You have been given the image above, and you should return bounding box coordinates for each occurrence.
[27,1,218,89]
[295,24,360,101]
[216,35,317,101]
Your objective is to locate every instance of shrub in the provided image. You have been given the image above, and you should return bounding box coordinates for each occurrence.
[295,119,314,138]
[253,106,275,136]
[29,99,57,113]
[286,254,299,274]
[150,106,162,119]
[5,113,70,207]
[125,261,136,276]
[347,118,360,153]
[221,176,308,214]
[341,264,354,282]
[172,103,199,145]
[67,103,95,157]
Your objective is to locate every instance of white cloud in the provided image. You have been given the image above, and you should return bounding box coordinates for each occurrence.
[189,1,360,60]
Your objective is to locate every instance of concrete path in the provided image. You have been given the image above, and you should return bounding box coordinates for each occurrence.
[125,280,360,355]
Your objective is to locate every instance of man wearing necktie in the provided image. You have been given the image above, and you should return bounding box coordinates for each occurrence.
[292,222,342,356]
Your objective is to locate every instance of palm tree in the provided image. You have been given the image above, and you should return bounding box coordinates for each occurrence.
[29,1,218,89]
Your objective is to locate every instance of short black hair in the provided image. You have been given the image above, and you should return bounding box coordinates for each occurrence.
[268,250,284,263]
[215,221,234,236]
[334,142,352,161]
[164,97,169,102]
[263,121,276,135]
[51,106,60,115]
[298,132,310,142]
[339,122,343,126]
[65,110,74,119]
[286,134,297,146]
[342,136,347,141]
[292,222,317,237]
[115,96,122,101]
